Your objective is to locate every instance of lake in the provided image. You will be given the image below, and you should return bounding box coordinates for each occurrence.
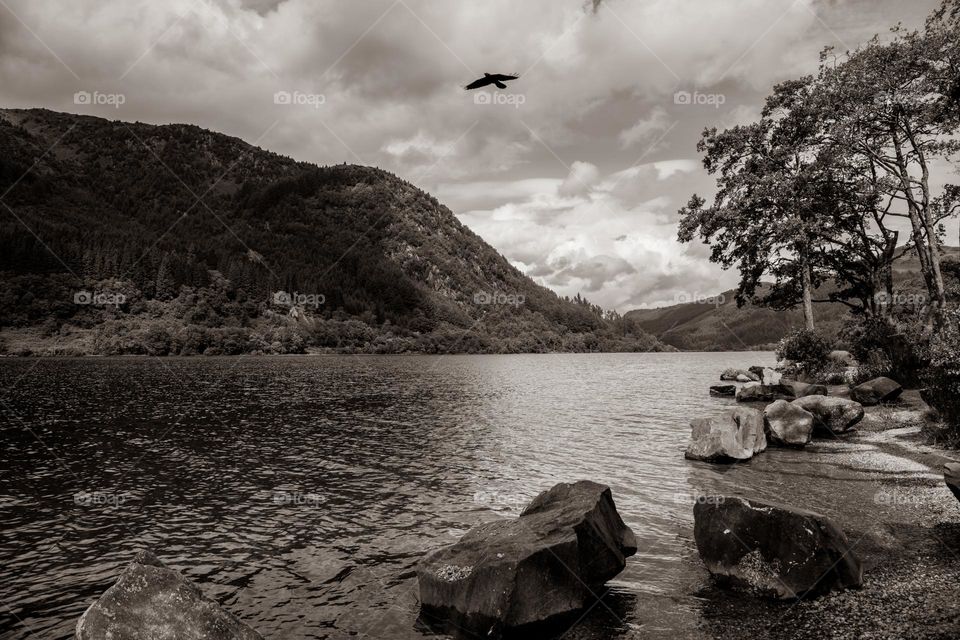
[2,352,920,639]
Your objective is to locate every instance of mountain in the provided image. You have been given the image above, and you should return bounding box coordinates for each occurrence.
[0,108,667,356]
[625,247,960,351]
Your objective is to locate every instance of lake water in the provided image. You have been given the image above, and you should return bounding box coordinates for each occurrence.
[0,352,935,639]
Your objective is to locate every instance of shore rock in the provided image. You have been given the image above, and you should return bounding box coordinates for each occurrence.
[710,384,737,397]
[417,481,636,636]
[76,550,262,640]
[748,366,766,378]
[779,380,828,399]
[792,396,864,436]
[685,407,766,462]
[721,368,759,382]
[735,382,793,403]
[850,377,903,406]
[764,400,814,447]
[693,497,863,599]
[945,463,960,503]
[760,368,782,386]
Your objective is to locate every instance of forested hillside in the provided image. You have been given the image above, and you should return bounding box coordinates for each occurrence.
[0,108,667,355]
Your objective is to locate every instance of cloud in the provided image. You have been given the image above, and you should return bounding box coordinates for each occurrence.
[0,0,946,311]
[618,106,671,149]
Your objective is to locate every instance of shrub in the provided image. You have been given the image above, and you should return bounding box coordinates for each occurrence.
[841,315,925,385]
[776,329,832,372]
[921,313,960,442]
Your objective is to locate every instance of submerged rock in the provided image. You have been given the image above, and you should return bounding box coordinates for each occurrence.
[764,399,814,447]
[792,396,864,436]
[693,497,862,599]
[417,480,636,636]
[721,368,759,382]
[710,384,737,397]
[850,376,903,406]
[945,463,960,504]
[76,550,262,640]
[685,407,766,462]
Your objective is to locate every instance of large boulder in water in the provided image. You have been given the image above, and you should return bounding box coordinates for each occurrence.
[76,550,262,640]
[685,407,766,463]
[417,481,636,636]
[693,497,863,599]
[850,377,903,406]
[764,400,814,447]
[791,396,864,436]
[945,463,960,504]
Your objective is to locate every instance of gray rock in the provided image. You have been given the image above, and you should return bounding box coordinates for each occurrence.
[685,407,767,462]
[710,384,737,397]
[417,481,636,635]
[721,368,759,382]
[850,377,903,406]
[76,550,262,640]
[780,380,828,399]
[764,399,814,447]
[791,396,864,436]
[694,496,863,599]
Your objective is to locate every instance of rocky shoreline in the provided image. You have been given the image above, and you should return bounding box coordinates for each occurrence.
[694,389,960,640]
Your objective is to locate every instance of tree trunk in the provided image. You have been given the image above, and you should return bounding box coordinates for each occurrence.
[801,255,815,331]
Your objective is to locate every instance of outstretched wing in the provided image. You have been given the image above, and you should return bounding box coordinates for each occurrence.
[489,73,519,83]
[464,76,494,90]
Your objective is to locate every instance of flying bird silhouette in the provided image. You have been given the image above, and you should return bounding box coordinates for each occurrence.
[464,73,519,90]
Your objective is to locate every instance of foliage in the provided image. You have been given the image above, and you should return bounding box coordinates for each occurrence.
[921,308,960,441]
[776,329,833,371]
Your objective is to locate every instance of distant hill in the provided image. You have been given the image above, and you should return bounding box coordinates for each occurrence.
[0,108,666,355]
[625,247,960,351]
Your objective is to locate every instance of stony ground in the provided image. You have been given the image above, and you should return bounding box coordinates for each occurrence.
[694,390,960,640]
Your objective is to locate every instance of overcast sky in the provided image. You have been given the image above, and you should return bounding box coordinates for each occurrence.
[0,0,952,311]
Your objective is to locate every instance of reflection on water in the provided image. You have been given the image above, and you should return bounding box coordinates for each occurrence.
[2,351,914,639]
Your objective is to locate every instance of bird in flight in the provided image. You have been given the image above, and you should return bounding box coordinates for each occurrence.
[464,73,519,90]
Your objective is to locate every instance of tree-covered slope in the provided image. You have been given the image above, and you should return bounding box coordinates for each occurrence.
[0,108,666,355]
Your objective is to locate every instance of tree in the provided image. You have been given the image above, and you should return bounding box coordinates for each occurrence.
[814,24,960,327]
[678,85,846,330]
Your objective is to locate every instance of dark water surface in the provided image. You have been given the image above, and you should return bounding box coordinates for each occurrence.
[3,352,924,640]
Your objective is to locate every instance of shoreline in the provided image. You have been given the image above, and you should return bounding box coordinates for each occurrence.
[695,390,960,640]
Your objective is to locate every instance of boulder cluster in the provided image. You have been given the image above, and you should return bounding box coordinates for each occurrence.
[690,369,903,464]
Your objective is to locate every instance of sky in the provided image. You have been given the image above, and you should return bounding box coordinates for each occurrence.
[0,0,951,311]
